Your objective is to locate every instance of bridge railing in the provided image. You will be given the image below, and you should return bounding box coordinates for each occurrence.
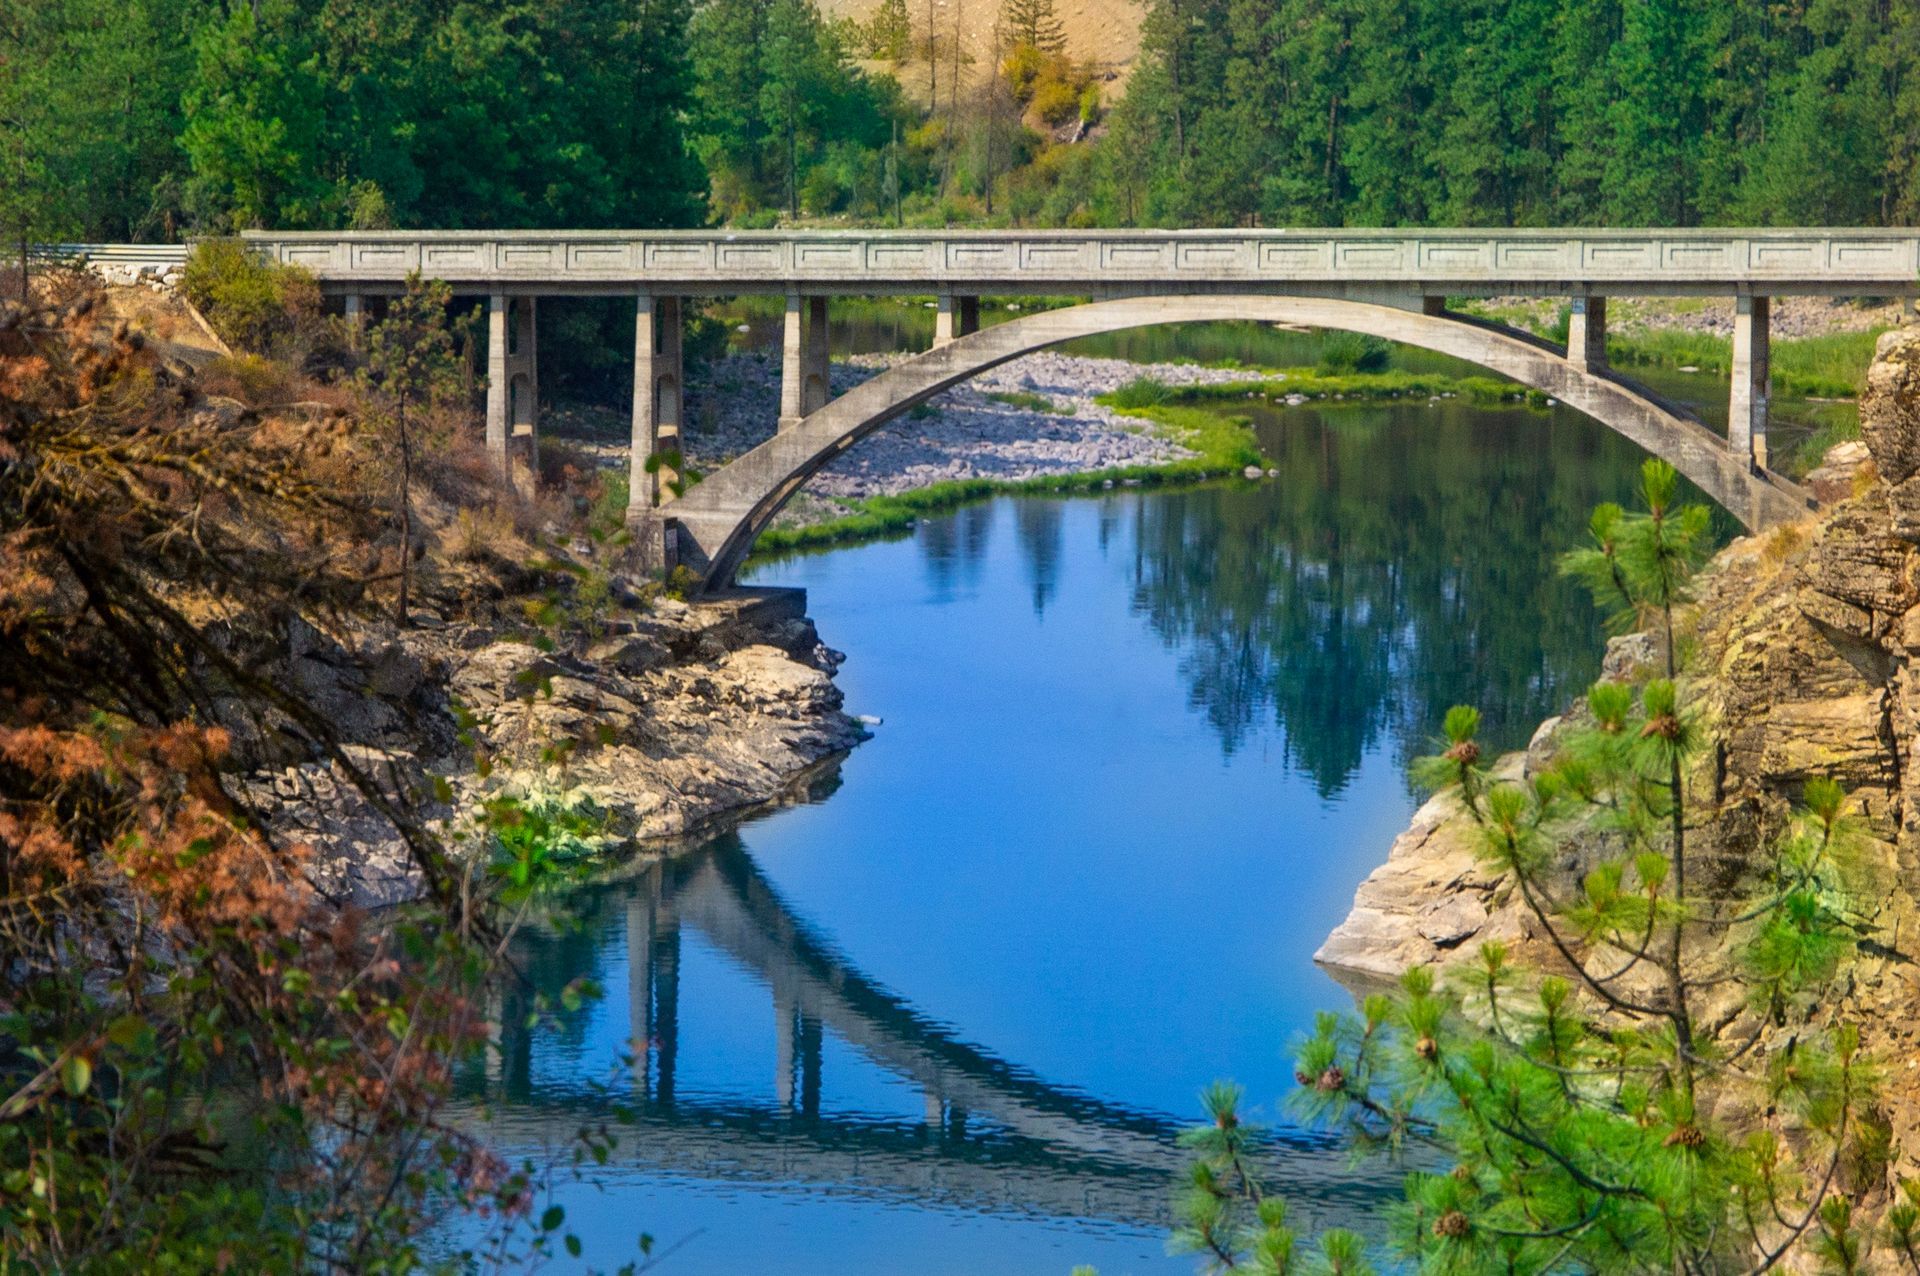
[235,228,1920,294]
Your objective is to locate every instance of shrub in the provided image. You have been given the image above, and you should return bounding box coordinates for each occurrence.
[200,352,296,404]
[181,238,322,352]
[1106,375,1173,409]
[1031,79,1080,127]
[1315,330,1391,374]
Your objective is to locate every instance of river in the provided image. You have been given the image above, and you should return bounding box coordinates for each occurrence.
[458,318,1834,1273]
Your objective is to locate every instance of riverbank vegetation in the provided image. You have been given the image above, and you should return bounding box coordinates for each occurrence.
[1178,462,1917,1271]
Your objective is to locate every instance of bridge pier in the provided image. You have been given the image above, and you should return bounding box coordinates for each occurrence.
[1731,294,1771,470]
[1567,295,1607,371]
[780,292,830,430]
[342,291,365,350]
[933,291,980,348]
[629,292,684,570]
[485,294,540,483]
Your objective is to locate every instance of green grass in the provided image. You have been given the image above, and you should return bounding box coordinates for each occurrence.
[1175,370,1553,408]
[750,401,1263,557]
[1605,328,1884,399]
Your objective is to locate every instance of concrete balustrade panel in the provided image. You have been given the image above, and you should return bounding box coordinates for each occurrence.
[234,229,1920,296]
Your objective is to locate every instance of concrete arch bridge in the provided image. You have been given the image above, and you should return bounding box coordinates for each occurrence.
[231,228,1896,589]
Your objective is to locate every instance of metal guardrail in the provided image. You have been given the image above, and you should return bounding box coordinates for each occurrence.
[32,243,190,273]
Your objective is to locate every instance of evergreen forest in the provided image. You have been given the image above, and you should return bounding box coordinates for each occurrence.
[6,0,1920,249]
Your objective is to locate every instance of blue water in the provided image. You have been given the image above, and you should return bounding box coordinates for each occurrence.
[462,399,1665,1273]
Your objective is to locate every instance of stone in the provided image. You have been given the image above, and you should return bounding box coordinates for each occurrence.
[1416,894,1487,947]
[586,632,670,676]
[1758,694,1891,789]
[1804,440,1871,504]
[1601,632,1658,682]
[1524,715,1562,775]
[1862,327,1920,486]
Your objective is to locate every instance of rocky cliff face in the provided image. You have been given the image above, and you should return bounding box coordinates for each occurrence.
[1319,326,1920,1171]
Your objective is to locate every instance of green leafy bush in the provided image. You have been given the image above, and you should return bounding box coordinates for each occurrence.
[1315,330,1391,374]
[180,239,321,352]
[1106,375,1173,409]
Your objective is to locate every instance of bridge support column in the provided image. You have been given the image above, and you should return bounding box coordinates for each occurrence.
[781,292,828,429]
[342,292,365,350]
[629,292,683,572]
[1731,294,1771,470]
[804,295,830,413]
[1567,295,1607,371]
[509,297,539,484]
[934,291,955,347]
[485,293,508,473]
[933,292,979,349]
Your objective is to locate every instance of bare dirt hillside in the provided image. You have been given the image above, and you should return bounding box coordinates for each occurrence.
[826,0,1146,97]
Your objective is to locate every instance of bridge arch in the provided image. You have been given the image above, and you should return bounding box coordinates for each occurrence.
[663,294,1813,589]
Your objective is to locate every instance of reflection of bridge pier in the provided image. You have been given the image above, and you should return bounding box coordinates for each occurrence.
[774,984,824,1115]
[625,872,679,1105]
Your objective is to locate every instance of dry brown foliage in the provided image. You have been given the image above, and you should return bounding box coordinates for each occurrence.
[0,281,534,1268]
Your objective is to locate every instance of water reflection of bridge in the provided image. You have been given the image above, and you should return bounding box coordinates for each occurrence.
[476,837,1394,1231]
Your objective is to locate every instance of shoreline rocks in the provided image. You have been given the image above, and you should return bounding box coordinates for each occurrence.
[249,588,866,909]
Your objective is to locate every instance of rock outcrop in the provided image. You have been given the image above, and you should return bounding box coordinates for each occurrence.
[1319,325,1920,1176]
[244,588,864,908]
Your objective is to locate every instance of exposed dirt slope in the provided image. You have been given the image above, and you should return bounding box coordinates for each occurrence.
[826,0,1145,94]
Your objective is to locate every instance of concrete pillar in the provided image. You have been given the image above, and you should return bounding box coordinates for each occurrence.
[933,291,956,348]
[629,294,684,574]
[485,293,508,474]
[657,295,683,489]
[957,294,980,337]
[1731,294,1771,470]
[1421,295,1447,317]
[779,292,806,430]
[629,291,658,514]
[343,292,364,350]
[509,296,539,479]
[1567,295,1607,371]
[803,295,830,413]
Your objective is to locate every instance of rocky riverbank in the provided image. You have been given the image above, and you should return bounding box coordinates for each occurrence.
[1318,324,1920,1171]
[246,588,866,910]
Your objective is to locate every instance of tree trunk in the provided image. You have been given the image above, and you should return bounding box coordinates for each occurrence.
[395,404,413,627]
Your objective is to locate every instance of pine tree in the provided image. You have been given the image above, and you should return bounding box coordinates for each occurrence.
[865,0,912,62]
[1000,0,1066,54]
[1177,461,1909,1272]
